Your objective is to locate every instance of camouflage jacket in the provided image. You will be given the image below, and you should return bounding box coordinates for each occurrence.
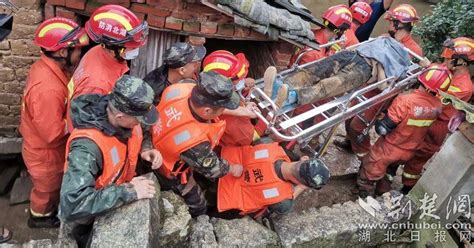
[59,94,137,223]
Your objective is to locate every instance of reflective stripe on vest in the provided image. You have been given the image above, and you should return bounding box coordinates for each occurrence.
[406,119,434,127]
[174,130,191,146]
[67,79,74,99]
[402,172,421,179]
[254,149,269,160]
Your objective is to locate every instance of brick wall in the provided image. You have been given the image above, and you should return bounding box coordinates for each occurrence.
[0,0,42,137]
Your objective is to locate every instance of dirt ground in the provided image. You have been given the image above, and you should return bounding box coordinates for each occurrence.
[0,196,58,244]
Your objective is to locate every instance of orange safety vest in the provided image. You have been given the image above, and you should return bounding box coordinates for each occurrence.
[151,83,226,183]
[64,125,143,189]
[217,143,294,214]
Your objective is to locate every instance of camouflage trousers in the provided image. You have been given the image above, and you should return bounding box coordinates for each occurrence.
[283,50,373,105]
[155,171,207,217]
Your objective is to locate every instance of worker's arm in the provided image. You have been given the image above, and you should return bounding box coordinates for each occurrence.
[29,89,67,144]
[384,0,394,10]
[180,141,231,179]
[223,102,259,118]
[59,138,138,222]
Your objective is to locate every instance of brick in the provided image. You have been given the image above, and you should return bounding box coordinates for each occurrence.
[85,1,102,14]
[0,93,21,105]
[207,14,232,24]
[272,49,292,62]
[131,0,145,2]
[134,12,145,21]
[0,40,10,50]
[200,22,217,34]
[131,3,149,14]
[0,68,16,82]
[147,0,181,10]
[10,40,41,57]
[234,26,250,37]
[171,10,198,21]
[248,30,267,39]
[0,116,20,126]
[65,0,86,10]
[4,82,24,95]
[147,15,166,28]
[164,16,183,30]
[55,7,78,21]
[47,0,66,6]
[217,24,234,36]
[96,0,130,8]
[13,9,43,25]
[151,8,172,17]
[44,3,56,20]
[182,22,200,33]
[183,3,215,15]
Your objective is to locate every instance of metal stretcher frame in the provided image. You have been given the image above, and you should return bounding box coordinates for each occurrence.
[246,38,425,147]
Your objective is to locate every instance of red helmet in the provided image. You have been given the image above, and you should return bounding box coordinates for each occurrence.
[85,4,148,48]
[418,63,452,92]
[385,4,419,23]
[350,2,372,25]
[441,37,474,61]
[322,5,352,32]
[202,50,249,81]
[34,17,89,51]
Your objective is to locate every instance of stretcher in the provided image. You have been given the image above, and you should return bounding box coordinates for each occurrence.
[244,38,426,157]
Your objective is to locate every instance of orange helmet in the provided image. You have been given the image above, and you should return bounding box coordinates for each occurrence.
[322,5,352,33]
[441,37,474,61]
[202,50,249,81]
[34,17,89,51]
[85,4,148,48]
[385,4,419,24]
[350,2,372,25]
[418,63,452,92]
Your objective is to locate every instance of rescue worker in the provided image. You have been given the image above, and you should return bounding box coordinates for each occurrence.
[202,50,260,146]
[151,71,244,217]
[350,0,394,42]
[356,64,453,197]
[66,4,148,131]
[402,37,474,191]
[288,4,353,67]
[343,3,424,156]
[19,17,89,228]
[59,75,161,244]
[217,142,330,216]
[143,42,206,105]
[345,1,372,47]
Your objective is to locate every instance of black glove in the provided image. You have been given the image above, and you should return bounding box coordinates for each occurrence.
[375,115,397,136]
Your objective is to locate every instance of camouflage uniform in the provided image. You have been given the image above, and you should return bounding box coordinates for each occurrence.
[155,71,240,217]
[59,75,158,224]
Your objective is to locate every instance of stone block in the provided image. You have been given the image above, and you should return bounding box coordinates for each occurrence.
[9,175,32,205]
[0,93,21,105]
[90,173,161,247]
[12,9,43,25]
[211,216,280,247]
[15,67,30,82]
[189,215,217,248]
[0,67,16,81]
[0,40,10,50]
[8,23,38,40]
[11,0,41,9]
[2,56,38,70]
[57,222,78,248]
[10,40,40,57]
[158,191,192,247]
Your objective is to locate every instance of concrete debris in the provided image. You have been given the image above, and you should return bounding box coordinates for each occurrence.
[9,176,32,205]
[211,216,280,247]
